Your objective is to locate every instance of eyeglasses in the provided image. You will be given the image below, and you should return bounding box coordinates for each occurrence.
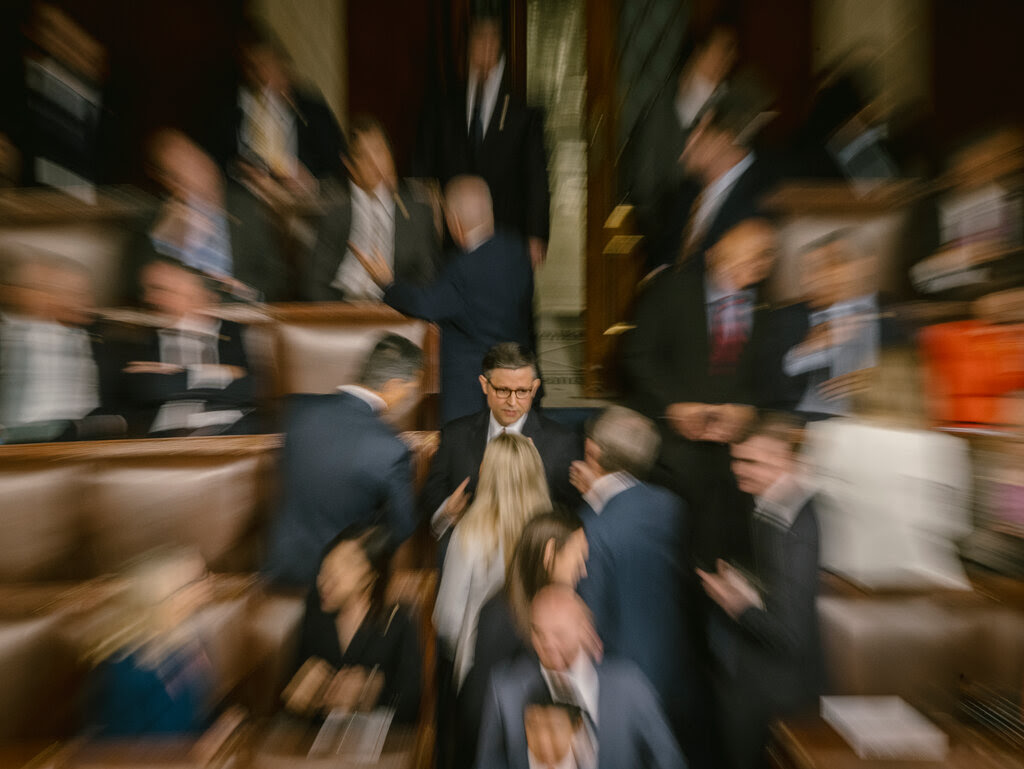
[485,378,535,400]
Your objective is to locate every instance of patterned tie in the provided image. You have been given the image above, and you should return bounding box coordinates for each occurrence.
[709,294,749,374]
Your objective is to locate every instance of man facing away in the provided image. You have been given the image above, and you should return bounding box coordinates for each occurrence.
[264,334,423,587]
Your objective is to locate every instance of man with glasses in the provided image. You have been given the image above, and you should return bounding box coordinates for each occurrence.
[422,342,581,541]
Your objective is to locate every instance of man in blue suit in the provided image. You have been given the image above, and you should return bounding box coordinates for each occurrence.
[476,585,686,769]
[263,334,423,587]
[360,175,534,425]
[572,406,711,769]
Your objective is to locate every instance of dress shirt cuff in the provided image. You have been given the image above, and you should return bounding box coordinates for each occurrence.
[186,364,235,390]
[430,497,452,539]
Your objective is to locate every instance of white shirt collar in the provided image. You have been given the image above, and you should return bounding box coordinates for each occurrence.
[337,384,387,414]
[688,152,755,247]
[487,409,529,441]
[583,472,637,515]
[350,179,394,211]
[541,651,600,726]
[755,472,814,530]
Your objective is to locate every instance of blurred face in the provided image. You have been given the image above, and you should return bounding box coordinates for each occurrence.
[730,435,792,497]
[241,44,289,93]
[548,530,589,588]
[345,130,396,192]
[317,540,374,613]
[49,268,94,327]
[141,261,210,319]
[468,20,502,76]
[479,365,540,426]
[150,553,211,631]
[531,594,584,672]
[693,26,738,85]
[802,241,866,308]
[150,133,222,207]
[525,706,576,767]
[708,220,778,291]
[5,263,58,319]
[681,113,733,179]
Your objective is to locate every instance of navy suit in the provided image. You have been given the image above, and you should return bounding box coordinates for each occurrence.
[264,392,418,587]
[578,482,711,768]
[476,655,686,769]
[421,407,582,520]
[382,232,534,424]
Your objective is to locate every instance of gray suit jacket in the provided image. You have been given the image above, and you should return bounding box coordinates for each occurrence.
[475,656,686,769]
[302,179,441,301]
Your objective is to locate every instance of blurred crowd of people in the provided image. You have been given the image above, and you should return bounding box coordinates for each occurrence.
[0,3,1022,769]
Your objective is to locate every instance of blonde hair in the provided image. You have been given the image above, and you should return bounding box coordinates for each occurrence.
[84,547,208,666]
[457,432,551,566]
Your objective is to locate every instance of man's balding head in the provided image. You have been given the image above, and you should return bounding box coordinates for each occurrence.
[444,175,495,251]
[530,585,592,672]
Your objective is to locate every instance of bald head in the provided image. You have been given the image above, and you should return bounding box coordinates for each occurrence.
[530,585,593,672]
[444,175,494,251]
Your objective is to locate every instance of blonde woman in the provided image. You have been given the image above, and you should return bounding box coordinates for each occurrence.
[433,431,551,690]
[83,548,214,736]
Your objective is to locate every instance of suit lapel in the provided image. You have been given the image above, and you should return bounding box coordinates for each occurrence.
[392,190,410,280]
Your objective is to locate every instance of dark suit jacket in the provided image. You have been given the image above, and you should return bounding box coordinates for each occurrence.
[578,483,706,756]
[214,87,345,180]
[709,495,823,769]
[665,154,779,272]
[475,655,686,769]
[622,266,775,415]
[382,232,534,424]
[264,392,418,587]
[297,591,421,724]
[124,183,290,304]
[456,594,532,769]
[301,180,441,301]
[421,407,582,520]
[100,319,256,437]
[413,73,549,242]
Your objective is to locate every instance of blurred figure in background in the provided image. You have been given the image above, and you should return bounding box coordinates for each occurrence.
[19,1,112,191]
[476,585,686,769]
[805,348,973,589]
[285,524,421,724]
[413,9,549,269]
[0,248,111,442]
[523,690,586,769]
[910,126,1024,299]
[623,218,781,565]
[128,128,289,304]
[264,334,422,587]
[629,24,738,272]
[378,176,535,425]
[666,72,777,272]
[572,406,711,768]
[303,115,441,301]
[457,512,589,769]
[783,230,884,419]
[698,413,823,769]
[84,548,214,737]
[224,22,344,198]
[104,257,259,437]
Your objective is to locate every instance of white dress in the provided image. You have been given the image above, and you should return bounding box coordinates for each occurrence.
[433,525,504,689]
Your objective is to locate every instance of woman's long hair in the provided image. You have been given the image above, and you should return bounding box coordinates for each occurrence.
[315,523,393,621]
[505,512,580,639]
[456,432,551,566]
